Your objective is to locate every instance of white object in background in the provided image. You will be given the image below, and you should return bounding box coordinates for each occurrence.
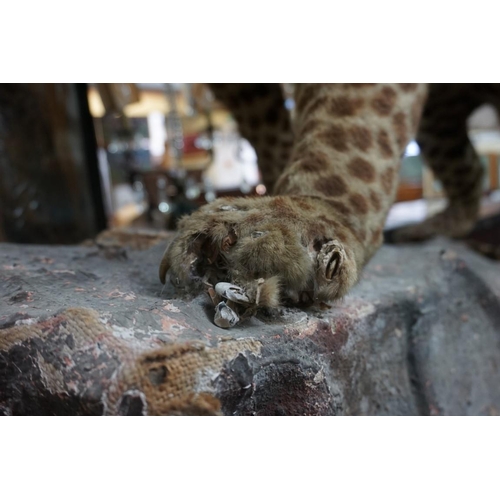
[385,198,448,230]
[113,184,138,210]
[384,200,428,230]
[97,147,113,217]
[404,140,420,157]
[205,132,259,190]
[147,111,167,159]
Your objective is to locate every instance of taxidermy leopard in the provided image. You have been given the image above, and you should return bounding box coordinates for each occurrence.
[160,83,492,328]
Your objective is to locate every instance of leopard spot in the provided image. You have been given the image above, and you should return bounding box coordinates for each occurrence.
[245,213,266,225]
[274,175,291,194]
[295,85,318,111]
[328,96,364,117]
[291,144,305,161]
[381,167,396,194]
[305,95,330,116]
[411,99,424,129]
[393,112,408,149]
[323,199,352,216]
[308,222,327,238]
[372,86,397,116]
[285,186,303,196]
[271,196,291,210]
[297,150,329,174]
[317,124,348,152]
[335,229,348,242]
[398,83,418,92]
[317,219,348,242]
[270,197,303,220]
[318,215,336,225]
[349,193,369,214]
[291,197,314,211]
[343,83,377,88]
[314,174,348,197]
[370,228,383,245]
[378,129,394,158]
[298,118,324,136]
[369,190,382,211]
[352,226,367,243]
[349,125,373,151]
[347,157,376,183]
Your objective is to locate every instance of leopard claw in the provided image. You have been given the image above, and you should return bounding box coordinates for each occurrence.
[215,282,252,305]
[214,301,240,329]
[317,240,345,283]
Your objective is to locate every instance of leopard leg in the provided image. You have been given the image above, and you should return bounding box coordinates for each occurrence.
[389,84,484,242]
[275,84,428,266]
[208,83,294,190]
[161,83,427,326]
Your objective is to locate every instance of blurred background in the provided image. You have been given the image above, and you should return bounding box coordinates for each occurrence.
[0,83,499,251]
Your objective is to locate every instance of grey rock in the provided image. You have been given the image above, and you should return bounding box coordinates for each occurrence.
[0,235,499,415]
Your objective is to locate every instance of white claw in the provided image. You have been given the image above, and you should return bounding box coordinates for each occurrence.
[214,301,240,329]
[215,282,251,304]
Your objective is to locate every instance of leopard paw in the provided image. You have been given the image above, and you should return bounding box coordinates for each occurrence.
[159,196,358,327]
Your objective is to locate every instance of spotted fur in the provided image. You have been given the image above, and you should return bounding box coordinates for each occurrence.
[160,83,494,314]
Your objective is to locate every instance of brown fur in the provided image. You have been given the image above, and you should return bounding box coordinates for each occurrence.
[160,83,496,316]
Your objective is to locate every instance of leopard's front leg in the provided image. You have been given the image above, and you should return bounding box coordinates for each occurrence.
[276,83,428,260]
[160,83,427,327]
